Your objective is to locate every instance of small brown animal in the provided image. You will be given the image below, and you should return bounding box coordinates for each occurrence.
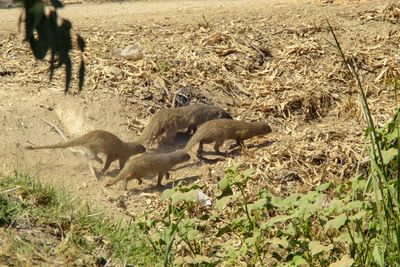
[184,119,272,158]
[105,150,190,190]
[135,103,232,147]
[25,130,146,177]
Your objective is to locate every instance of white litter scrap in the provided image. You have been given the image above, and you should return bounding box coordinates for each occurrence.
[196,189,212,207]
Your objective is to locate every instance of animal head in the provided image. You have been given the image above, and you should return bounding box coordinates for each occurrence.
[252,122,272,135]
[218,110,233,120]
[175,150,191,162]
[126,142,146,154]
[261,122,272,134]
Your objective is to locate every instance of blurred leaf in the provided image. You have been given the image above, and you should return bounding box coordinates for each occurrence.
[64,57,72,94]
[270,195,284,208]
[328,255,354,267]
[248,198,267,212]
[216,196,232,210]
[28,2,45,32]
[171,190,197,204]
[326,199,344,213]
[77,34,85,52]
[308,241,333,256]
[292,255,308,266]
[344,201,364,211]
[161,188,174,200]
[217,176,233,197]
[349,210,366,221]
[373,244,384,267]
[381,148,398,165]
[242,168,255,178]
[50,0,64,8]
[187,229,199,241]
[215,223,232,237]
[334,232,362,244]
[324,213,347,232]
[263,214,295,228]
[265,237,289,248]
[317,182,332,192]
[78,59,85,92]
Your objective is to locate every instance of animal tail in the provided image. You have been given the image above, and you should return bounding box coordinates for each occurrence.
[220,110,233,120]
[134,117,157,146]
[184,132,202,152]
[25,136,86,150]
[105,169,127,187]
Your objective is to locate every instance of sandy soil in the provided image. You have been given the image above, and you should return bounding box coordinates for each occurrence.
[0,0,397,215]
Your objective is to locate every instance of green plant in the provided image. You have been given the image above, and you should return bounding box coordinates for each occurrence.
[0,172,160,265]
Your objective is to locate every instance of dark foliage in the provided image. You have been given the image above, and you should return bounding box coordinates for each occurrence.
[20,0,85,93]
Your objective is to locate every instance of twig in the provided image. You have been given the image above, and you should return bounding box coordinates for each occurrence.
[0,186,21,194]
[41,118,68,141]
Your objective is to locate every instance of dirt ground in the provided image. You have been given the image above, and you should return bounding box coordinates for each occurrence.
[1,0,399,216]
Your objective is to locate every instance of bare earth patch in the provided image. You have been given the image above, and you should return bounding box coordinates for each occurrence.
[0,0,399,218]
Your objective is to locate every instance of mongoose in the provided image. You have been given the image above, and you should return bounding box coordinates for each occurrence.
[135,103,232,147]
[25,130,146,177]
[184,119,272,158]
[105,150,190,190]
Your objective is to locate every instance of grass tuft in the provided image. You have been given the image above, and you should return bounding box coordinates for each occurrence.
[0,171,161,265]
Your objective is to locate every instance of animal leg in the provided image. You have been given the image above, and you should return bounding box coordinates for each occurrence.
[157,172,170,186]
[196,140,204,159]
[157,173,164,186]
[119,157,127,170]
[88,150,103,164]
[160,130,176,147]
[123,176,129,191]
[88,161,100,181]
[105,173,126,187]
[186,125,197,135]
[100,156,113,175]
[214,139,226,157]
[237,139,246,149]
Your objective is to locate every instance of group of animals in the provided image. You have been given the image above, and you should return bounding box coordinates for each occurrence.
[25,103,272,190]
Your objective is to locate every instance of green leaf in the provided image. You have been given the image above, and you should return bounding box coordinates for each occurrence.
[242,168,256,178]
[292,255,308,266]
[373,244,384,267]
[187,229,200,241]
[248,198,267,212]
[78,59,85,92]
[326,199,344,213]
[51,0,64,8]
[317,182,331,192]
[349,210,366,221]
[282,193,301,208]
[28,2,45,32]
[381,148,398,165]
[263,214,295,228]
[217,176,233,197]
[328,255,354,267]
[216,196,232,210]
[344,201,364,211]
[171,190,198,204]
[246,228,260,245]
[270,196,284,208]
[308,241,333,256]
[265,237,289,248]
[215,223,231,237]
[324,213,347,232]
[334,232,362,244]
[77,34,85,52]
[160,188,174,200]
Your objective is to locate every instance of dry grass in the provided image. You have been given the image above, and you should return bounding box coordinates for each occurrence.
[1,1,400,212]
